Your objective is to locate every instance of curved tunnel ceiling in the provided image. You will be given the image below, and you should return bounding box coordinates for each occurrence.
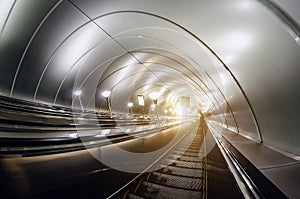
[1,0,300,157]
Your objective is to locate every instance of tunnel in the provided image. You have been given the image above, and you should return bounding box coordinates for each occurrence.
[0,0,300,198]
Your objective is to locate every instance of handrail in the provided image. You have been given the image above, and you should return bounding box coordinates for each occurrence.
[208,123,262,199]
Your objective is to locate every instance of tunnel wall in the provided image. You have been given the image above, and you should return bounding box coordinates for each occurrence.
[0,0,300,157]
